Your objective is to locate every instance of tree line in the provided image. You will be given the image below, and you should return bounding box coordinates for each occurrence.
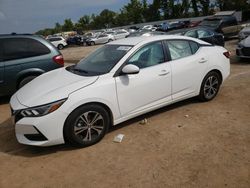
[36,0,250,36]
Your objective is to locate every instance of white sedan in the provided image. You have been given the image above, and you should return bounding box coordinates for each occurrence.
[10,35,230,147]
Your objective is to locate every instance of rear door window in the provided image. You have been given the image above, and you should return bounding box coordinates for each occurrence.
[2,38,50,61]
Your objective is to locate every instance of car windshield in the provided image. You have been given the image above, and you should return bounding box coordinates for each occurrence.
[200,19,221,27]
[67,45,133,76]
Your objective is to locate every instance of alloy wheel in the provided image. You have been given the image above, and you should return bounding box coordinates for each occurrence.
[73,111,104,142]
[204,75,219,100]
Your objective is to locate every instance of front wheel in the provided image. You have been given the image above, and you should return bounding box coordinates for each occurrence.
[57,44,64,50]
[64,104,110,147]
[199,72,221,101]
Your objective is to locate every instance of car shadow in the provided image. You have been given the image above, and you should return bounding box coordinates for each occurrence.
[0,97,199,157]
[0,96,11,105]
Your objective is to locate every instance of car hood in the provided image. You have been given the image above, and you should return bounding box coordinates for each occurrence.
[240,26,250,33]
[240,36,250,47]
[16,67,98,107]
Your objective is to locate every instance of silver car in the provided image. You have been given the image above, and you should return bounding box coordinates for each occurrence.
[238,26,250,41]
[86,34,114,45]
[236,36,250,58]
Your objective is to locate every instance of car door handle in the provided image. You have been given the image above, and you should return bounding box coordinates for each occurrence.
[199,58,207,63]
[159,70,170,76]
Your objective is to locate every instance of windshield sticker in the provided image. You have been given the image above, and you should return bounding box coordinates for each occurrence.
[117,46,132,51]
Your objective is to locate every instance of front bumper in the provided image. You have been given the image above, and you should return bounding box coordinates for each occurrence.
[10,96,69,147]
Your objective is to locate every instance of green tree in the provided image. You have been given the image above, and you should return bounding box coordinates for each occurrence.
[216,0,249,11]
[54,22,62,33]
[191,0,199,16]
[122,0,144,24]
[62,19,74,31]
[146,0,161,21]
[200,0,210,16]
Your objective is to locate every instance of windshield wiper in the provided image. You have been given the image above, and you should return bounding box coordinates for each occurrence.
[73,68,88,73]
[69,65,88,74]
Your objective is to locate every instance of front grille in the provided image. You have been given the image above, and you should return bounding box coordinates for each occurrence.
[241,47,250,56]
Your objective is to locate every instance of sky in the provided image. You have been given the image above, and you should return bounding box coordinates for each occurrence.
[0,0,132,34]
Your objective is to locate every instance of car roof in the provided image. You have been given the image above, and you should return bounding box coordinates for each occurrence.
[109,35,209,46]
[167,26,216,35]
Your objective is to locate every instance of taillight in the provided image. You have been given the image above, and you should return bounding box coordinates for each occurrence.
[53,55,64,66]
[223,51,230,58]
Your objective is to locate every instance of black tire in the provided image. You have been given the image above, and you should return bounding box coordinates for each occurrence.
[198,71,221,102]
[58,44,64,50]
[64,104,110,147]
[18,76,37,89]
[108,39,113,43]
[90,41,95,46]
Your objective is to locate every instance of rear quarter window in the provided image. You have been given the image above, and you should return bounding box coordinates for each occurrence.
[165,40,200,60]
[2,37,50,61]
[166,40,192,60]
[189,41,200,54]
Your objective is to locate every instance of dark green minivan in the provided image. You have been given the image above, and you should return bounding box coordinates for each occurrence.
[0,34,64,96]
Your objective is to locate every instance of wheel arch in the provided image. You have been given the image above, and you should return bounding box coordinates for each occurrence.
[206,69,223,84]
[64,101,114,127]
[63,101,114,144]
[16,68,45,89]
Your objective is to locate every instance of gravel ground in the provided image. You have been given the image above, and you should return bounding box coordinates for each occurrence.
[0,40,249,188]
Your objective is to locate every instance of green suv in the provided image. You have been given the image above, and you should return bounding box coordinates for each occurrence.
[0,34,64,96]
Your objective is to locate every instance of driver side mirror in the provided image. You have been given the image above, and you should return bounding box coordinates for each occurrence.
[121,64,140,75]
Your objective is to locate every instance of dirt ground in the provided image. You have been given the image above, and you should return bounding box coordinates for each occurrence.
[0,40,249,188]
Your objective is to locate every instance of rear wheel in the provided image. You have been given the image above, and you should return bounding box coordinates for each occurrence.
[18,75,37,89]
[199,71,221,101]
[90,41,95,46]
[64,104,110,147]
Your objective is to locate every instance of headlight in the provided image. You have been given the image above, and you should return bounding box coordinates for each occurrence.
[20,99,66,117]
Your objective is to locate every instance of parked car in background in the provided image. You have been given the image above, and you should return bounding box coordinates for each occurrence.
[141,25,157,31]
[156,22,170,32]
[168,27,225,46]
[128,26,140,33]
[167,21,186,31]
[127,31,166,38]
[66,35,83,45]
[10,35,230,147]
[48,36,67,50]
[238,26,250,41]
[104,30,130,40]
[0,34,64,96]
[113,30,130,39]
[236,36,250,59]
[188,20,202,28]
[199,16,242,38]
[86,34,114,45]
